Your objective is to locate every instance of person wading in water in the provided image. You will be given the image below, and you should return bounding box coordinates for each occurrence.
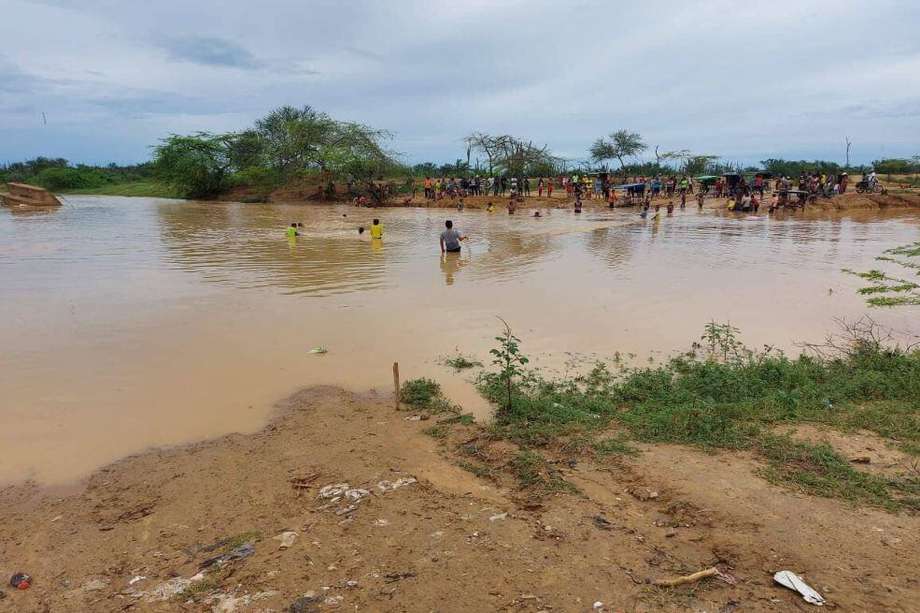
[439,220,467,253]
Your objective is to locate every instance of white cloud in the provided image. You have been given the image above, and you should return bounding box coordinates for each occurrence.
[2,0,919,165]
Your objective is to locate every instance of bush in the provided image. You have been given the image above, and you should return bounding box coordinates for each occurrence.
[34,167,109,190]
[400,378,442,407]
[230,166,283,195]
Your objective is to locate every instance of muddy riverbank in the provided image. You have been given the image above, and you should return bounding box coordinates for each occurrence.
[1,385,917,612]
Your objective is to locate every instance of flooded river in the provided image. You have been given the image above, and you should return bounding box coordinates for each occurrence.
[1,196,918,484]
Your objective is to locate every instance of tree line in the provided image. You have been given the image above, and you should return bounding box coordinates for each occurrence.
[4,106,919,198]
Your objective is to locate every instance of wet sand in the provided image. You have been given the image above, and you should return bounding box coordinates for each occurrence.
[1,196,918,485]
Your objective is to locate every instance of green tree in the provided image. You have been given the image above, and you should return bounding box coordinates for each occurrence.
[590,130,647,173]
[153,133,234,198]
[255,105,395,177]
[682,154,720,176]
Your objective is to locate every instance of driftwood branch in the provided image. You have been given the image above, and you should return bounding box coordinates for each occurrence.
[652,567,721,587]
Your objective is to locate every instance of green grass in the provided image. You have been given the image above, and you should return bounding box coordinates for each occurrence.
[457,460,496,480]
[175,576,221,601]
[475,323,920,510]
[400,378,462,414]
[61,180,181,198]
[756,435,901,510]
[222,531,261,550]
[423,424,450,439]
[593,436,639,456]
[400,378,441,407]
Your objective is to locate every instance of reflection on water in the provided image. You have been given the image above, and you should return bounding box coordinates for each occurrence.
[440,252,468,286]
[1,196,918,484]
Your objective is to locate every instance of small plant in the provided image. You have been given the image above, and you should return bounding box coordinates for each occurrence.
[489,318,529,414]
[444,354,483,370]
[400,378,441,407]
[593,436,638,456]
[701,321,748,362]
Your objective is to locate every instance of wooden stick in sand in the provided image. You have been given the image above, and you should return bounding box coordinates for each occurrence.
[393,362,400,411]
[652,567,720,587]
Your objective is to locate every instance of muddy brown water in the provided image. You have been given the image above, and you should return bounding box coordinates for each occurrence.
[1,196,917,485]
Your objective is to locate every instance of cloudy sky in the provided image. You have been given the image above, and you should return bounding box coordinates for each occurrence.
[2,0,919,167]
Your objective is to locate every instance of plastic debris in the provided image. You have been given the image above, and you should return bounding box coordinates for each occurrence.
[141,572,207,602]
[345,488,370,502]
[200,543,255,569]
[308,347,328,354]
[82,578,108,591]
[274,531,298,549]
[210,590,279,612]
[489,512,508,522]
[128,575,147,585]
[9,573,31,590]
[593,602,604,610]
[324,594,344,606]
[377,477,417,493]
[289,594,322,613]
[628,487,659,501]
[773,570,825,606]
[319,483,350,499]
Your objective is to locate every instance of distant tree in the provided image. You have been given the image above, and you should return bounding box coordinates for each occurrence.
[411,162,438,176]
[653,146,690,169]
[466,133,561,176]
[464,133,503,175]
[760,158,841,177]
[227,129,265,170]
[255,105,395,177]
[153,133,235,198]
[590,130,647,173]
[681,154,720,176]
[872,158,915,178]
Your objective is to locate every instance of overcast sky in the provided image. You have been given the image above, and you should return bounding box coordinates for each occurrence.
[2,0,919,167]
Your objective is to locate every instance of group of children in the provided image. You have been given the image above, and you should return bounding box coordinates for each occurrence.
[287,218,385,241]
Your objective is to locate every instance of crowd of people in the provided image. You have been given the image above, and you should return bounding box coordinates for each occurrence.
[418,173,708,204]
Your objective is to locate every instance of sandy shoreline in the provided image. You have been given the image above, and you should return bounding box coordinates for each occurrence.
[1,385,917,612]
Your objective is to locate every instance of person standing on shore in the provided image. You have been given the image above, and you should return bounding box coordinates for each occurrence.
[838,173,849,194]
[440,220,466,253]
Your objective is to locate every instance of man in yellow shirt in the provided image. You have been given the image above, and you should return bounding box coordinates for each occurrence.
[286,223,299,238]
[370,218,383,239]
